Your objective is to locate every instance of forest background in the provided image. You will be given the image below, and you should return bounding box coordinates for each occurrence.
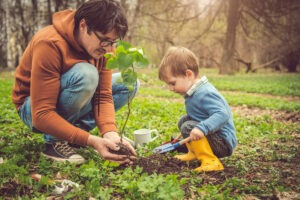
[0,0,300,74]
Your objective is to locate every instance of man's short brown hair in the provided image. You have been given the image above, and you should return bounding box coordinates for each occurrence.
[158,46,199,82]
[74,0,128,39]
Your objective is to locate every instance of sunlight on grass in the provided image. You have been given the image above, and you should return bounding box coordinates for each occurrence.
[223,92,300,111]
[137,68,300,97]
[210,74,300,96]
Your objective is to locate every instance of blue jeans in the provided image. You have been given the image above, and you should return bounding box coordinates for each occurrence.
[18,62,139,143]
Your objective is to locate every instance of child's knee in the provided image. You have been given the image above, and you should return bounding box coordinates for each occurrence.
[180,120,198,138]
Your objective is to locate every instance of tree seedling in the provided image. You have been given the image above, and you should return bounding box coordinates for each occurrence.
[104,41,149,149]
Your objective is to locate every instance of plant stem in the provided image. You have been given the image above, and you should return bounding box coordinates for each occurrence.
[120,93,131,142]
[120,64,135,142]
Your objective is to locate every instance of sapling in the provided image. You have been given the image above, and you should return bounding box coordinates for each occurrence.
[104,41,148,145]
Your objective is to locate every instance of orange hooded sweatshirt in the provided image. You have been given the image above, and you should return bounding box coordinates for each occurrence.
[12,10,117,146]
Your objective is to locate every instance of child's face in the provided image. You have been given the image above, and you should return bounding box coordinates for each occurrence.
[164,70,195,95]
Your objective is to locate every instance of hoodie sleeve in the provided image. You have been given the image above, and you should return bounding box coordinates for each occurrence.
[31,40,89,145]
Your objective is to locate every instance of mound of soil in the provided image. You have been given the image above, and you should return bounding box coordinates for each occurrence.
[131,153,198,174]
[117,153,237,185]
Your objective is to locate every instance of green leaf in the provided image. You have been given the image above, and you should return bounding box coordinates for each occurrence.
[117,52,133,70]
[115,45,126,55]
[134,56,149,68]
[130,49,149,68]
[106,56,118,69]
[121,69,137,87]
[117,40,132,50]
[104,52,114,59]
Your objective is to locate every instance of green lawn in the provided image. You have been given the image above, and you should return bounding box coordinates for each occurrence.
[0,69,299,199]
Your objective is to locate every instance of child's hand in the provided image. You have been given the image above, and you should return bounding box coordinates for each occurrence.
[190,128,205,141]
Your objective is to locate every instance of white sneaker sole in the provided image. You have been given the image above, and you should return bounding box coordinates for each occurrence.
[41,153,85,164]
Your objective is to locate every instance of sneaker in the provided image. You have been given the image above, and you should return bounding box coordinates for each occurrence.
[42,141,85,164]
[68,143,85,149]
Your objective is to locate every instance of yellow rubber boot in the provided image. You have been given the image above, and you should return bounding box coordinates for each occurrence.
[174,143,196,161]
[190,137,224,172]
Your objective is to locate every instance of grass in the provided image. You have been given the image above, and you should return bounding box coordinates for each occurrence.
[0,69,299,199]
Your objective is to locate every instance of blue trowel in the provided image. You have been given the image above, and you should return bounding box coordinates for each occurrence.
[152,137,191,154]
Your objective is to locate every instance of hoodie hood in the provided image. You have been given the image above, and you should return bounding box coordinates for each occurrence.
[52,10,84,53]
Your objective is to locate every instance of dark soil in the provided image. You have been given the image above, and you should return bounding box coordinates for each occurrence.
[231,105,300,123]
[109,142,135,157]
[131,153,199,174]
[118,153,237,184]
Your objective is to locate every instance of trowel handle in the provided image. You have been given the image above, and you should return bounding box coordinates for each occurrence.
[171,133,182,143]
[173,137,191,148]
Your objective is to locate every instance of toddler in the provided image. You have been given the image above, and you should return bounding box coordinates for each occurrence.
[158,46,237,172]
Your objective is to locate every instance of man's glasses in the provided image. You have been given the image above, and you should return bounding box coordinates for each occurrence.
[93,31,118,48]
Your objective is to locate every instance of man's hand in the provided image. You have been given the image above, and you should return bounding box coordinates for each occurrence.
[190,128,205,141]
[104,132,137,157]
[87,134,136,165]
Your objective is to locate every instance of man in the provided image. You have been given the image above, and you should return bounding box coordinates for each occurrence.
[11,0,137,165]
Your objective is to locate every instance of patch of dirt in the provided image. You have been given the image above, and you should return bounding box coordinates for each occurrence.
[231,105,300,123]
[119,153,237,185]
[131,153,198,174]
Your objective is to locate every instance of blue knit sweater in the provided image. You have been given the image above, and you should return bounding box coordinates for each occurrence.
[184,76,237,154]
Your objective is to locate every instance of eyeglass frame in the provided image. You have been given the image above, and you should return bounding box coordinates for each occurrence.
[92,30,119,48]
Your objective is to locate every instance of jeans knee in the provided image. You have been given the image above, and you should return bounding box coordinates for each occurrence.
[73,63,99,93]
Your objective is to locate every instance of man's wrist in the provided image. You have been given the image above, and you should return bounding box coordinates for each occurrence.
[87,135,98,148]
[103,131,119,138]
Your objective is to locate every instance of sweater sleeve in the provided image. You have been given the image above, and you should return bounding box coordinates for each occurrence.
[31,40,89,145]
[196,92,230,135]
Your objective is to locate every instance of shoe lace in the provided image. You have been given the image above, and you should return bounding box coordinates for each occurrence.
[54,141,76,157]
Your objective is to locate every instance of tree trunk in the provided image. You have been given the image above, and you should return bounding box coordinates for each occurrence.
[282,51,299,72]
[0,1,7,68]
[220,0,240,74]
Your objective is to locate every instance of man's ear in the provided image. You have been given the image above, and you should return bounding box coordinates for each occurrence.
[79,19,87,31]
[185,69,195,79]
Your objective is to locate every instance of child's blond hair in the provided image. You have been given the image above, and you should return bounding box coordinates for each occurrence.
[158,46,199,82]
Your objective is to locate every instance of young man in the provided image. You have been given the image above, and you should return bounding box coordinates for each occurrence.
[12,0,137,165]
[158,46,237,172]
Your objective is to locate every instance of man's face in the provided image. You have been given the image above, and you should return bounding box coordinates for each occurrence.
[77,19,118,59]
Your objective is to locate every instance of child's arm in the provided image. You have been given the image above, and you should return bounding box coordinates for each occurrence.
[195,93,231,135]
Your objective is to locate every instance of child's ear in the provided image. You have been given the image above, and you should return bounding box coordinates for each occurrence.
[185,69,195,79]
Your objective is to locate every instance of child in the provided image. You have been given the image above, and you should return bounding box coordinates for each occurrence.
[158,46,237,172]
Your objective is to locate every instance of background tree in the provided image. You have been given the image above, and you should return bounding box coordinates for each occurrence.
[220,0,240,74]
[0,0,299,73]
[0,1,8,68]
[238,0,300,72]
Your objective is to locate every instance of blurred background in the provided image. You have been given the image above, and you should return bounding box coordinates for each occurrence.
[0,0,299,74]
